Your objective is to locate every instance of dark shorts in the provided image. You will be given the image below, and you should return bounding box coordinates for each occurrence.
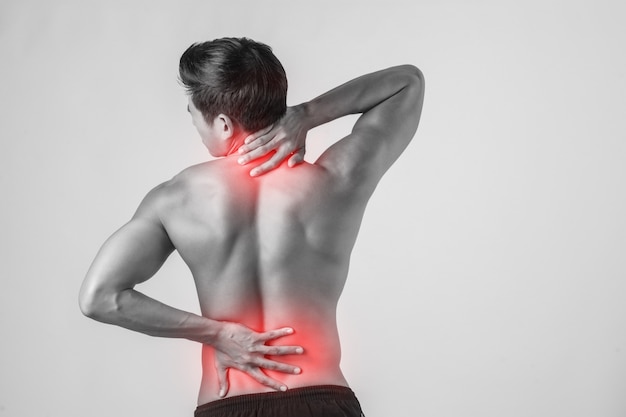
[194,385,364,417]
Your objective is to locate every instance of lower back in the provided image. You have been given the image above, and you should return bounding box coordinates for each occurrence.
[197,303,348,404]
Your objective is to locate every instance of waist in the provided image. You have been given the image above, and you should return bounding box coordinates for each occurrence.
[195,385,358,416]
[197,301,345,403]
[198,341,347,404]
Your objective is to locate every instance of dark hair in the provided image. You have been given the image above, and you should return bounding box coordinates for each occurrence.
[179,37,287,132]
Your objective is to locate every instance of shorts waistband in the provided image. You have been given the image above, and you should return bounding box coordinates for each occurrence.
[195,385,356,414]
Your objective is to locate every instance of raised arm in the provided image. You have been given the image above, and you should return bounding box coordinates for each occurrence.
[310,65,424,188]
[238,65,424,188]
[79,185,302,396]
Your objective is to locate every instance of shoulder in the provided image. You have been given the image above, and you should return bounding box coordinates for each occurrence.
[134,161,218,219]
[167,160,224,191]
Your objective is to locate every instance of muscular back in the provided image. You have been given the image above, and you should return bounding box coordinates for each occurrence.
[158,154,371,402]
[80,64,424,406]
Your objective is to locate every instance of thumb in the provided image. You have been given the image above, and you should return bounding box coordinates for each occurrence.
[216,365,229,398]
[288,150,305,167]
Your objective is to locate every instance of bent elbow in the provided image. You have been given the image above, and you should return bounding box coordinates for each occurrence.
[78,282,115,321]
[403,65,425,90]
[78,286,99,319]
[402,63,421,74]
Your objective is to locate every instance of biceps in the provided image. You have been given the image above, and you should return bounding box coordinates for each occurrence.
[84,220,174,292]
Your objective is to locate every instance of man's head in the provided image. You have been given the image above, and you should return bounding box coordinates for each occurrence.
[179,37,287,156]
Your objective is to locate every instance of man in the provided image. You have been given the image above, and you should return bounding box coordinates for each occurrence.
[79,37,424,417]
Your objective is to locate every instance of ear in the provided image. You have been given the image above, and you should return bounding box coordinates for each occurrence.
[214,114,235,141]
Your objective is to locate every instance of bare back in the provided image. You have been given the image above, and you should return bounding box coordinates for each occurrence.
[79,64,423,408]
[158,154,371,403]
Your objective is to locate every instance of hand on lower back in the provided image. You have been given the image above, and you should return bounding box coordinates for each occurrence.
[212,322,304,397]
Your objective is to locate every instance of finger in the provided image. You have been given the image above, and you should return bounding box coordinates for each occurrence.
[257,327,294,342]
[216,365,229,398]
[238,143,275,165]
[247,368,288,392]
[249,149,290,177]
[287,149,305,168]
[239,132,274,154]
[250,345,304,356]
[255,357,302,375]
[244,124,274,145]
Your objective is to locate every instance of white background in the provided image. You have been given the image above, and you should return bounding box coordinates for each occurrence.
[1,1,625,416]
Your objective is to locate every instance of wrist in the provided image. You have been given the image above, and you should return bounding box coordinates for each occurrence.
[293,102,316,131]
[190,315,223,345]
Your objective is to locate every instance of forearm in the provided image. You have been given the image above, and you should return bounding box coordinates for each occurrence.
[299,65,422,129]
[81,287,220,344]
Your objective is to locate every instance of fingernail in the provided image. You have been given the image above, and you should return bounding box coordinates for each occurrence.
[285,328,294,334]
[219,389,225,397]
[294,367,301,374]
[280,385,287,392]
[238,157,245,165]
[296,347,304,354]
[238,147,245,154]
[250,169,259,177]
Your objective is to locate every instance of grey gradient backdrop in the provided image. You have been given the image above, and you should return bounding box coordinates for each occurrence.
[2,1,626,416]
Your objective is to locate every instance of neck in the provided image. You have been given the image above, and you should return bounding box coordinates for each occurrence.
[224,131,248,157]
